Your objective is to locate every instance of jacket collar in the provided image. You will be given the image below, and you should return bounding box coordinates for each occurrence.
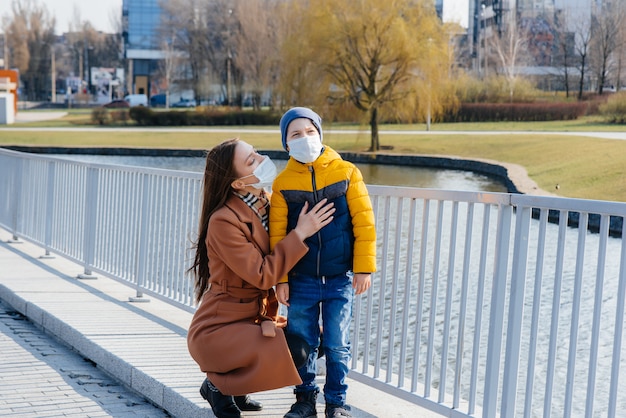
[223,193,269,252]
[224,193,255,223]
[285,145,341,173]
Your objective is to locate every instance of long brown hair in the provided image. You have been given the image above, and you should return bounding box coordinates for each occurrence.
[189,138,241,304]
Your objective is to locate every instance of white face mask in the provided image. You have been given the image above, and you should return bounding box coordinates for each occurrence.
[288,135,323,163]
[239,156,277,189]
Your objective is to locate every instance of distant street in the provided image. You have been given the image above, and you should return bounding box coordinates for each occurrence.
[3,111,626,141]
[3,126,626,141]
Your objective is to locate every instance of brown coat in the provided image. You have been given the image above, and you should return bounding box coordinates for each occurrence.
[187,195,306,395]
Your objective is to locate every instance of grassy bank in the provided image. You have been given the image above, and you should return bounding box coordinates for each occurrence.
[1,113,625,202]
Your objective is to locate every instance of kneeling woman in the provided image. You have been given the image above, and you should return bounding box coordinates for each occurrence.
[187,138,334,418]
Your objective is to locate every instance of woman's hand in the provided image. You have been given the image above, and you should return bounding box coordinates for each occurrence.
[276,283,290,306]
[293,198,335,240]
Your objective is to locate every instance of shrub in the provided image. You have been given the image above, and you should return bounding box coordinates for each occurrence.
[454,74,544,103]
[599,91,626,123]
[127,107,281,126]
[91,107,109,125]
[109,110,130,125]
[129,106,153,126]
[444,102,588,122]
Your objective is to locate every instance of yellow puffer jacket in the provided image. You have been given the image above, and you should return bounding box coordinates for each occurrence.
[269,145,377,281]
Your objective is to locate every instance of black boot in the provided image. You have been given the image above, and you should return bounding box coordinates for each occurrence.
[199,378,241,418]
[234,394,263,411]
[284,389,318,418]
[325,404,351,418]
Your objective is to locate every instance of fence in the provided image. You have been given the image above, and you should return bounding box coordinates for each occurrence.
[1,148,624,417]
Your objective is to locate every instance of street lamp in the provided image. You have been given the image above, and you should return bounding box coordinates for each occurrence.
[481,3,486,77]
[426,38,433,131]
[51,44,56,103]
[226,8,233,106]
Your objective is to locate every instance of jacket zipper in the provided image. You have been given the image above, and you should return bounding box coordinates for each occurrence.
[309,165,322,276]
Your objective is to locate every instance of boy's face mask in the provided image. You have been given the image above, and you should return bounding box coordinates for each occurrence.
[288,135,322,163]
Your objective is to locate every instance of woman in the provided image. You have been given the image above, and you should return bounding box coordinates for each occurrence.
[187,138,335,418]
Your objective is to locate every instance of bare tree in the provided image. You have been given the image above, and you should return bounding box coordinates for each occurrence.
[65,6,84,78]
[489,17,529,102]
[231,0,280,110]
[157,25,179,108]
[553,9,575,97]
[589,1,625,94]
[160,0,231,105]
[573,14,592,99]
[615,3,626,90]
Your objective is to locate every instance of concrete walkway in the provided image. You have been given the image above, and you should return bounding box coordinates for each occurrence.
[0,298,170,417]
[0,227,433,418]
[14,111,68,123]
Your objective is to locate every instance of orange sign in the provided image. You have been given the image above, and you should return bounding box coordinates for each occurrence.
[0,70,19,114]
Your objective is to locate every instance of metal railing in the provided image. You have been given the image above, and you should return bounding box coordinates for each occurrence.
[1,148,624,417]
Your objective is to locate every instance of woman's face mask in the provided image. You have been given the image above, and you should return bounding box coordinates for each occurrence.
[238,156,277,189]
[288,135,323,163]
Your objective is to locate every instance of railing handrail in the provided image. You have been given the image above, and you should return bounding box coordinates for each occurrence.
[1,147,624,418]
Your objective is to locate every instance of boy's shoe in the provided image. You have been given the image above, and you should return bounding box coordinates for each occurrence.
[325,404,352,418]
[284,389,318,418]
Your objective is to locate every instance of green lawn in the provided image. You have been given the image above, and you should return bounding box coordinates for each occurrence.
[2,111,625,202]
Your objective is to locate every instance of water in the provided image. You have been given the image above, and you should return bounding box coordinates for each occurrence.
[52,154,508,192]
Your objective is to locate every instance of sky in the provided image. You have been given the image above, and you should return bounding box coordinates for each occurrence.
[442,0,469,29]
[36,0,123,34]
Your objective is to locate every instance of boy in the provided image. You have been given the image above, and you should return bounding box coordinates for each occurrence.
[269,107,377,418]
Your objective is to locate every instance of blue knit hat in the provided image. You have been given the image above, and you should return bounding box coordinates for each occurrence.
[279,107,323,151]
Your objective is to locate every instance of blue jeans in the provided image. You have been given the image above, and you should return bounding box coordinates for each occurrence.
[286,271,354,406]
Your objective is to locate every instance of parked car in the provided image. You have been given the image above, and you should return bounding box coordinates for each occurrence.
[103,99,130,109]
[123,94,148,107]
[171,98,195,108]
[150,94,166,107]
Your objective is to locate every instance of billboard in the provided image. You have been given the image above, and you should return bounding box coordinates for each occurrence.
[91,67,125,99]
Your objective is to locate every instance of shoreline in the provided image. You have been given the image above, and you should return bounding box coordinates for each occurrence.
[4,145,549,196]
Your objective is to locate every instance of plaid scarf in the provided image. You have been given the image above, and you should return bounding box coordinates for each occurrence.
[234,191,269,232]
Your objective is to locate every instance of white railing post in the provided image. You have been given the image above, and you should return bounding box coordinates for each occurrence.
[8,158,23,243]
[543,210,567,417]
[439,201,459,403]
[469,204,491,415]
[386,197,403,384]
[608,219,626,418]
[563,212,588,417]
[41,161,56,258]
[78,166,99,279]
[454,202,474,409]
[483,203,513,418]
[425,200,445,399]
[585,215,610,417]
[501,204,531,416]
[129,173,151,303]
[524,208,549,418]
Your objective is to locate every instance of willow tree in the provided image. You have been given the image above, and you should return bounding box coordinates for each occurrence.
[292,0,445,151]
[275,0,328,109]
[4,0,56,100]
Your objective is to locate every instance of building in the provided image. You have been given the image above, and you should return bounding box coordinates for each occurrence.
[122,0,164,96]
[439,0,606,88]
